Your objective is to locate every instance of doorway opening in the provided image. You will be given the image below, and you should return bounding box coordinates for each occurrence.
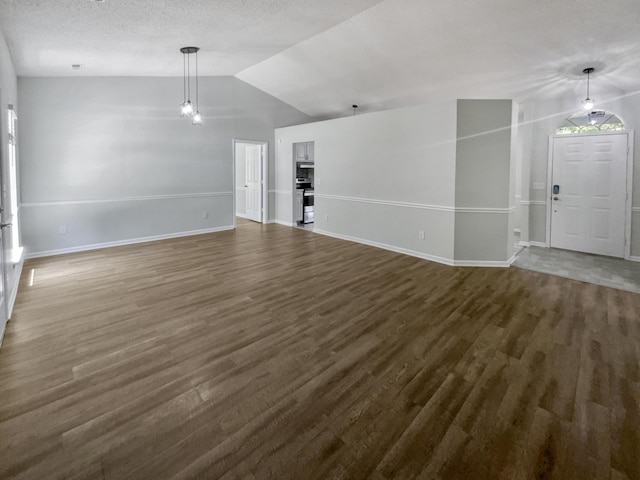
[546,125,633,259]
[292,141,315,231]
[233,139,268,225]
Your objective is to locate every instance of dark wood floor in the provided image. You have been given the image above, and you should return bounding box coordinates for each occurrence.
[1,219,639,480]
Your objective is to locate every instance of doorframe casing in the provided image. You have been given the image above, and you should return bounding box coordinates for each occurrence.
[232,139,269,227]
[545,130,634,259]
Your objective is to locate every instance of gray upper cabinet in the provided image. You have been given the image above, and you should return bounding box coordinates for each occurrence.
[294,141,314,162]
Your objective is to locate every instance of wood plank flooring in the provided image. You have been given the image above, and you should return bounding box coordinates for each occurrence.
[1,219,639,479]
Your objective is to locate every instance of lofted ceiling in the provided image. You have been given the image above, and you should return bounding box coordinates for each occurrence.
[1,0,640,119]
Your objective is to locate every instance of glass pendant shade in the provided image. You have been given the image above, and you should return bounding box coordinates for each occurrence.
[180,100,194,117]
[192,111,202,126]
[582,98,594,111]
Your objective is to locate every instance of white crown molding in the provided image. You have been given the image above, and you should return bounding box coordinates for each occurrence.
[21,192,233,208]
[24,225,234,259]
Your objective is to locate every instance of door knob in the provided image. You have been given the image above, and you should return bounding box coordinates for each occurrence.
[553,197,559,201]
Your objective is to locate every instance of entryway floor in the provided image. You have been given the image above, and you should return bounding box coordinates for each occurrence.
[512,246,640,294]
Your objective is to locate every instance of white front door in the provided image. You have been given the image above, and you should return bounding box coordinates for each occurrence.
[550,133,628,257]
[245,145,262,222]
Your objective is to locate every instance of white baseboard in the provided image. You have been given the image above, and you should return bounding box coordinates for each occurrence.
[529,241,547,248]
[8,255,24,319]
[274,220,294,227]
[453,255,516,268]
[25,225,235,259]
[235,213,248,219]
[314,228,514,268]
[314,228,455,266]
[518,241,531,247]
[629,255,640,263]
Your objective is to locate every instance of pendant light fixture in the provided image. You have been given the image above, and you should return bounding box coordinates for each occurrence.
[179,46,202,125]
[581,67,595,111]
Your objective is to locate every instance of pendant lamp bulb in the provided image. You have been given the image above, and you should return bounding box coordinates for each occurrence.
[582,67,595,111]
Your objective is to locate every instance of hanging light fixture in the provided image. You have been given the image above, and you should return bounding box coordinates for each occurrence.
[581,67,595,111]
[179,47,201,124]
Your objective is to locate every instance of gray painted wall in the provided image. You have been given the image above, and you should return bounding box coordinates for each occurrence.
[454,99,514,262]
[275,100,517,265]
[18,76,310,256]
[276,102,459,262]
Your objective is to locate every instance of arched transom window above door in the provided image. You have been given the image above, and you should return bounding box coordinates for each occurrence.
[556,110,625,135]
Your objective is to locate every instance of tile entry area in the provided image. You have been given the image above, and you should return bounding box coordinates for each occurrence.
[512,245,640,293]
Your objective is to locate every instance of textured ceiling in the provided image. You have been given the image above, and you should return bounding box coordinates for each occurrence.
[237,0,640,118]
[0,0,385,76]
[1,0,640,119]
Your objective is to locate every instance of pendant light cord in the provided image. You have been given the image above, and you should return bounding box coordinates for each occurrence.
[586,70,590,99]
[187,53,191,102]
[195,50,199,111]
[183,53,186,104]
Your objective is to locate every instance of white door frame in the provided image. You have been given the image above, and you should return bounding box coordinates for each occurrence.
[545,130,634,259]
[233,139,269,227]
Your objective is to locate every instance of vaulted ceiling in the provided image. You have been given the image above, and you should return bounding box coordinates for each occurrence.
[1,0,639,119]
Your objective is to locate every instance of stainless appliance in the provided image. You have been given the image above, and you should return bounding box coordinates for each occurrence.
[296,178,314,224]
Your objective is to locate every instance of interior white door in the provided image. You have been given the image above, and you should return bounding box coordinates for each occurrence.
[245,145,262,222]
[550,133,628,257]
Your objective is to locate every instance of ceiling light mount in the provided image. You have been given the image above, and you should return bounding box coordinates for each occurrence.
[180,46,202,125]
[581,67,595,111]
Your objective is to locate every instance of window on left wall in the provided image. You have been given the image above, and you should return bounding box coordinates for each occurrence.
[7,108,20,258]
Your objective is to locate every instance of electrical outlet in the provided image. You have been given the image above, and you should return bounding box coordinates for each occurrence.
[58,225,67,235]
[533,182,546,190]
[418,230,425,240]
[203,211,209,219]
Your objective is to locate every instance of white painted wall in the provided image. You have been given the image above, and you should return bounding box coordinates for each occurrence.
[525,91,640,257]
[18,76,310,256]
[0,25,23,323]
[276,102,459,263]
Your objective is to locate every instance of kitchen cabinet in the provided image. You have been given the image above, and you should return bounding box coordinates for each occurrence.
[294,141,314,162]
